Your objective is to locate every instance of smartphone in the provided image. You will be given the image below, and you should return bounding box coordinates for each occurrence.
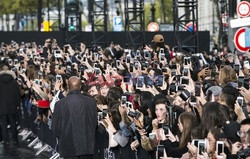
[21,69,26,74]
[14,59,18,65]
[198,140,206,155]
[244,78,249,90]
[234,64,240,75]
[126,102,133,109]
[121,96,127,105]
[116,60,120,67]
[157,145,164,159]
[123,76,130,83]
[56,75,62,81]
[210,69,216,78]
[184,57,191,65]
[99,55,103,62]
[216,141,224,156]
[169,64,177,70]
[238,76,244,88]
[149,132,156,140]
[183,66,189,76]
[144,50,149,59]
[195,83,201,96]
[180,77,189,85]
[162,124,169,135]
[126,54,131,63]
[237,96,244,106]
[134,62,139,70]
[192,139,199,147]
[160,53,165,62]
[244,61,250,69]
[35,79,41,86]
[102,109,107,118]
[129,64,134,72]
[94,68,101,75]
[155,75,163,86]
[137,76,144,87]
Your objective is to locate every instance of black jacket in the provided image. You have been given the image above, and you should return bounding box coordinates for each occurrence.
[0,70,20,115]
[52,90,97,157]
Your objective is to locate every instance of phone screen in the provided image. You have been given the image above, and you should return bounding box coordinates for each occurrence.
[183,67,189,76]
[244,78,249,90]
[237,97,244,106]
[238,76,244,88]
[217,142,224,155]
[195,83,201,96]
[156,75,163,86]
[157,145,164,159]
[234,64,240,74]
[198,141,205,155]
[137,76,144,87]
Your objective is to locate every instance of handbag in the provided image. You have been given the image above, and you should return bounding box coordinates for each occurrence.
[50,90,60,113]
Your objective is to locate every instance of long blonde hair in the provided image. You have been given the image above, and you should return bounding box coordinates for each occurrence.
[218,65,237,86]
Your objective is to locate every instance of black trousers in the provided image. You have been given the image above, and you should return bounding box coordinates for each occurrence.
[64,155,93,159]
[0,114,18,143]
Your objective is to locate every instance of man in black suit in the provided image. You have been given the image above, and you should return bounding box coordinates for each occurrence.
[0,64,20,146]
[52,76,97,159]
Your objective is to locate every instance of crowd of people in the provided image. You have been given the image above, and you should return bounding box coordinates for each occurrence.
[0,34,250,159]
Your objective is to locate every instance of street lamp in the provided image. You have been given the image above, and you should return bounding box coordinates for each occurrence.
[151,0,156,22]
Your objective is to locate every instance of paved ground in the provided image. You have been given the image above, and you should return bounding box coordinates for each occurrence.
[0,141,48,159]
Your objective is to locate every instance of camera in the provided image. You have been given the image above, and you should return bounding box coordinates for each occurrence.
[237,147,250,159]
[56,75,62,81]
[34,79,42,86]
[128,110,141,119]
[179,89,191,101]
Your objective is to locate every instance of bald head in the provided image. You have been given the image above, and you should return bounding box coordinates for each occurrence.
[68,76,81,91]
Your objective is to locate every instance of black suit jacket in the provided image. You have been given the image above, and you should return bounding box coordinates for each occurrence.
[52,90,97,157]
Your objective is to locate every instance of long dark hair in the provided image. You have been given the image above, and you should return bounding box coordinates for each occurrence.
[200,102,230,138]
[108,102,121,131]
[179,112,198,148]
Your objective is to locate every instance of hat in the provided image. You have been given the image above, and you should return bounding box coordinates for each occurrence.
[205,86,222,96]
[218,121,240,143]
[152,34,164,43]
[225,53,234,59]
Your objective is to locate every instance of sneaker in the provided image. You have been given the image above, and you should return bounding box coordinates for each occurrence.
[33,142,43,149]
[18,129,28,136]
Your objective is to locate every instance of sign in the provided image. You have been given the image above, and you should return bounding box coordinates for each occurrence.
[246,28,250,47]
[42,21,52,32]
[230,17,250,28]
[237,1,250,17]
[113,16,123,32]
[185,22,197,32]
[234,27,250,52]
[160,24,173,31]
[147,22,160,32]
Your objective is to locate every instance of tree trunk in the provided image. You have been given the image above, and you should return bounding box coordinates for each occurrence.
[214,0,223,48]
[161,0,167,23]
[185,0,190,21]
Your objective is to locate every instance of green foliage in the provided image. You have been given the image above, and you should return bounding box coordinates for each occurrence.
[155,0,173,23]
